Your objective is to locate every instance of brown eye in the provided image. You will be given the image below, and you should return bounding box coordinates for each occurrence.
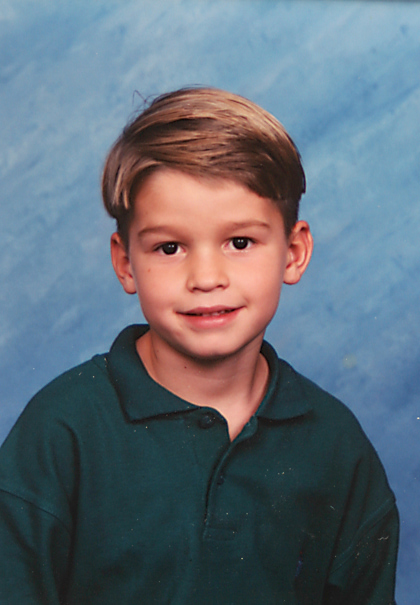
[232,237,250,250]
[160,242,179,255]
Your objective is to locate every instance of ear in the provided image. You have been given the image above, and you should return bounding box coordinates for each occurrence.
[283,221,313,285]
[110,233,137,294]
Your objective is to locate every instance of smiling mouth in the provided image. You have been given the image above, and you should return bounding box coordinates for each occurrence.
[184,308,237,317]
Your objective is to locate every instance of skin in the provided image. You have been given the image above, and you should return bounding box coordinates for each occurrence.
[111,168,313,439]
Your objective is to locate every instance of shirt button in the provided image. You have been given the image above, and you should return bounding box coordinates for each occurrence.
[217,473,225,486]
[198,412,217,429]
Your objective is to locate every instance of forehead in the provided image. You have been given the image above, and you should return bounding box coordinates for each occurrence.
[132,168,284,225]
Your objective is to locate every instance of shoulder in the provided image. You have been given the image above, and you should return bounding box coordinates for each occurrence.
[20,324,147,425]
[286,359,378,455]
[264,346,395,498]
[0,354,119,526]
[263,342,367,443]
[11,354,114,431]
[38,353,112,406]
[282,360,363,431]
[0,325,147,484]
[268,352,398,541]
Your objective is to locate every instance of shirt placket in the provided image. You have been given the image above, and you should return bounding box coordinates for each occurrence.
[196,414,258,541]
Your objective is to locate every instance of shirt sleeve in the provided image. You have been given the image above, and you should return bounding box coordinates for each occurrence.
[0,489,72,604]
[0,390,77,604]
[324,440,399,605]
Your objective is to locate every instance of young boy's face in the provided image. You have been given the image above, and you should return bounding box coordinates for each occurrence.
[112,169,311,363]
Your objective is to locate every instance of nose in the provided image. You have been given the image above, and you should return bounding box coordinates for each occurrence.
[186,248,229,292]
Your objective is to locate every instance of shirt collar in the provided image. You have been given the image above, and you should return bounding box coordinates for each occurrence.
[258,340,313,420]
[106,324,312,423]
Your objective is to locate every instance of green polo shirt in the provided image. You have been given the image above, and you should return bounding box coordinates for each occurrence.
[0,325,398,604]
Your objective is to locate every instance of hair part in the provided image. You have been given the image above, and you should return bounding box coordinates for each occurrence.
[102,87,306,247]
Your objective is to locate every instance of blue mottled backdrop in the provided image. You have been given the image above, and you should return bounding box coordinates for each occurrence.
[0,1,419,602]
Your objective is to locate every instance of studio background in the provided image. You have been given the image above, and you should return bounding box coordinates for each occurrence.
[0,1,418,602]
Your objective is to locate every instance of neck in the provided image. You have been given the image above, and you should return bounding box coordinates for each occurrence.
[136,330,269,440]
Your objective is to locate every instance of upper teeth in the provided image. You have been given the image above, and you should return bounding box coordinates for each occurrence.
[194,310,231,317]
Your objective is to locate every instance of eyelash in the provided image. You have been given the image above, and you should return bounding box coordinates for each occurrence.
[155,237,254,255]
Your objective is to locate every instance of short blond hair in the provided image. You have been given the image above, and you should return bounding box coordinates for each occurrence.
[102,87,305,245]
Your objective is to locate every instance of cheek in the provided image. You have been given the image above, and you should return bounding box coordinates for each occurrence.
[134,265,178,308]
[244,254,285,295]
[249,265,284,320]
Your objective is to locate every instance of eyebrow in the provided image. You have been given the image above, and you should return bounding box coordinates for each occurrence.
[136,226,179,239]
[136,220,271,239]
[226,220,271,230]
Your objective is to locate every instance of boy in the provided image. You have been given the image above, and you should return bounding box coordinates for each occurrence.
[0,88,398,604]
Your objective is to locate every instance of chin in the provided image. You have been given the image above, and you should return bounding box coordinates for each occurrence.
[177,336,260,363]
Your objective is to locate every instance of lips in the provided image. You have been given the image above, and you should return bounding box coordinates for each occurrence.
[178,305,242,329]
[183,306,237,317]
